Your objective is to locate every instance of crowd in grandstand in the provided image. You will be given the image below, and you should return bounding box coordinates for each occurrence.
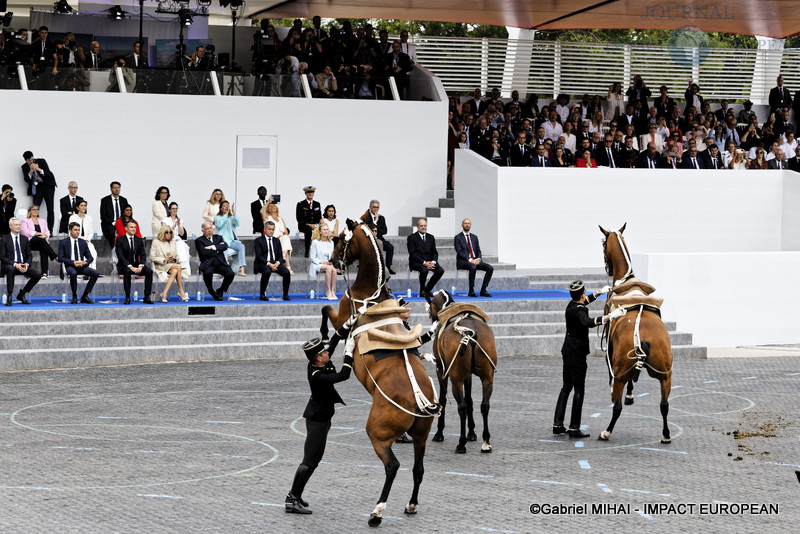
[447,75,800,175]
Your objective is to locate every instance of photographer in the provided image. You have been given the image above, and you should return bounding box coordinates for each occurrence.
[1,185,16,236]
[106,56,134,93]
[54,34,87,91]
[189,45,211,71]
[274,52,298,96]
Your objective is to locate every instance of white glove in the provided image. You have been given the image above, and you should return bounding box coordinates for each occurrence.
[596,285,612,295]
[428,321,439,334]
[344,336,356,356]
[608,307,626,321]
[344,314,358,329]
[421,353,436,363]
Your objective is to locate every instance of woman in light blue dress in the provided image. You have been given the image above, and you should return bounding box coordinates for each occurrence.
[214,200,247,276]
[308,223,337,300]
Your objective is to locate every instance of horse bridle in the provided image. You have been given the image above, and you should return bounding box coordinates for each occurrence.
[339,222,387,314]
[602,231,634,285]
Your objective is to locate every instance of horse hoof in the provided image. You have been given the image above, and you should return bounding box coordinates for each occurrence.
[661,436,671,444]
[432,433,444,442]
[455,445,467,454]
[368,514,382,527]
[624,395,634,405]
[404,504,418,514]
[598,431,611,441]
[466,431,477,442]
[480,442,492,453]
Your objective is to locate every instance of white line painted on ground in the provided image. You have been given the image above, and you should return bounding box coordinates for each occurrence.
[580,424,589,431]
[596,483,612,493]
[530,480,582,486]
[19,487,62,491]
[358,465,409,471]
[640,447,687,454]
[574,441,584,448]
[590,413,601,418]
[204,421,243,424]
[319,461,330,464]
[579,460,591,470]
[703,380,718,384]
[620,488,671,497]
[251,502,284,508]
[634,510,653,520]
[445,472,494,478]
[211,453,252,459]
[742,377,757,380]
[361,513,406,520]
[52,446,94,451]
[132,450,172,454]
[786,372,800,376]
[538,439,561,443]
[447,433,460,436]
[672,385,683,389]
[636,392,650,397]
[473,527,515,533]
[765,461,800,468]
[331,426,354,430]
[137,494,183,499]
[96,416,124,419]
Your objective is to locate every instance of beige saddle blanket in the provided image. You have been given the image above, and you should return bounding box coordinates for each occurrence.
[610,277,663,309]
[354,299,423,354]
[436,303,490,326]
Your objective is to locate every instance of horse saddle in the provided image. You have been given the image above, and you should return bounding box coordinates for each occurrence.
[353,299,423,355]
[610,277,663,310]
[436,303,490,326]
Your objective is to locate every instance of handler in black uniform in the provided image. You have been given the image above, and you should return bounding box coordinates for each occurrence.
[295,186,322,258]
[285,319,356,514]
[553,280,623,438]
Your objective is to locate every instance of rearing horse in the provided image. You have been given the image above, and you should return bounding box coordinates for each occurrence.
[599,224,673,444]
[326,218,437,527]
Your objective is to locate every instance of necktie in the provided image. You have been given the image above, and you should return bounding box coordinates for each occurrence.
[466,235,475,259]
[713,159,717,169]
[129,237,135,263]
[114,198,120,220]
[692,157,697,169]
[540,156,544,166]
[421,233,425,243]
[73,239,79,262]
[267,238,273,262]
[14,235,22,263]
[71,197,76,211]
[607,148,615,168]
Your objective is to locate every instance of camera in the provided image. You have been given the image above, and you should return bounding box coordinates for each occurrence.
[668,152,677,157]
[272,194,281,203]
[3,191,13,200]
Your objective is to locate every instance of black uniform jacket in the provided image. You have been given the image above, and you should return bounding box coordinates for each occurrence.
[303,357,353,422]
[561,293,603,361]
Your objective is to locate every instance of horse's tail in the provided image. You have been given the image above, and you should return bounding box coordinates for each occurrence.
[633,340,650,383]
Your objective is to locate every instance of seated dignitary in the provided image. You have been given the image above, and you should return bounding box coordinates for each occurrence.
[1,217,42,306]
[254,221,291,301]
[151,226,189,302]
[195,222,235,301]
[308,223,337,300]
[407,217,444,298]
[454,218,493,297]
[214,200,247,277]
[58,222,100,304]
[59,181,83,234]
[115,219,154,305]
[68,200,98,270]
[360,199,395,274]
[21,205,59,279]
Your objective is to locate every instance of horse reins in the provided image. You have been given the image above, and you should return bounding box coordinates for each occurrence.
[340,222,388,315]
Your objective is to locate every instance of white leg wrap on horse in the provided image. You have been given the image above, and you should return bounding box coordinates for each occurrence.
[372,502,386,518]
[599,430,611,440]
[405,503,418,514]
[481,441,492,452]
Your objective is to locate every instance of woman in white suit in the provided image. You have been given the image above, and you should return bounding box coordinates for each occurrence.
[308,223,336,300]
[68,199,98,270]
[160,201,191,275]
[151,186,170,236]
[150,225,189,302]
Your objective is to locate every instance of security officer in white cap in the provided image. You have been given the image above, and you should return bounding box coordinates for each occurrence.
[285,325,355,514]
[295,186,321,258]
[553,280,624,438]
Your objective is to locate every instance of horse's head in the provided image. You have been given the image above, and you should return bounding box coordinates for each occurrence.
[426,289,454,322]
[331,218,363,270]
[599,223,630,281]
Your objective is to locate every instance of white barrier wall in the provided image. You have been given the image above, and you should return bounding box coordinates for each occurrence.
[633,252,800,347]
[455,149,798,268]
[1,90,447,237]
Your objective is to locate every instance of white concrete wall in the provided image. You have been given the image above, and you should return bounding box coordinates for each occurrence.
[782,173,800,250]
[453,150,499,256]
[633,251,800,347]
[1,90,447,237]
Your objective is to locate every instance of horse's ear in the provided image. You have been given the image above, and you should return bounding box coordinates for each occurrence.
[424,292,432,306]
[346,218,359,231]
[332,236,339,247]
[618,222,627,234]
[599,225,610,237]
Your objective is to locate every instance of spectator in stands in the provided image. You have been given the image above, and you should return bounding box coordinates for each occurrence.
[360,200,395,274]
[618,103,637,131]
[738,100,756,125]
[653,85,675,119]
[1,185,17,236]
[729,148,747,170]
[21,205,58,279]
[589,131,602,157]
[385,41,413,99]
[254,221,291,301]
[543,110,563,142]
[576,148,597,168]
[454,218,492,297]
[749,148,769,169]
[531,144,552,167]
[115,205,141,240]
[100,181,128,247]
[635,142,660,169]
[116,219,154,305]
[788,146,800,171]
[714,99,731,122]
[321,204,339,236]
[251,186,272,235]
[85,41,101,70]
[202,189,225,227]
[398,30,417,63]
[595,133,619,168]
[703,143,725,169]
[722,141,738,168]
[768,149,788,169]
[621,135,639,161]
[263,201,295,274]
[308,223,337,300]
[765,139,781,161]
[684,80,704,117]
[68,200,98,270]
[552,146,571,167]
[471,116,493,157]
[21,150,57,234]
[106,56,134,93]
[58,181,83,235]
[522,93,539,120]
[195,221,235,301]
[588,110,604,134]
[610,129,625,155]
[160,202,190,273]
[604,82,624,120]
[775,110,793,138]
[58,222,99,304]
[587,95,603,121]
[781,130,798,156]
[1,217,42,306]
[639,123,664,155]
[214,201,247,277]
[151,186,170,236]
[30,26,55,83]
[151,225,189,302]
[561,121,577,153]
[769,75,792,116]
[315,65,338,97]
[407,218,443,298]
[626,75,651,108]
[509,131,532,167]
[465,88,483,116]
[127,41,147,69]
[710,123,729,148]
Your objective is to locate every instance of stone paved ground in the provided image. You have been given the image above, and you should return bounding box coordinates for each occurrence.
[0,354,798,533]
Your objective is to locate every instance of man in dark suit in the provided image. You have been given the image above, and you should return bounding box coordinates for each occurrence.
[768,149,788,169]
[454,218,493,297]
[530,144,552,167]
[251,186,272,235]
[635,142,661,169]
[254,221,291,301]
[769,75,792,116]
[0,217,42,306]
[126,41,147,69]
[115,220,154,305]
[59,222,99,304]
[58,181,84,234]
[509,132,532,167]
[703,143,725,170]
[30,26,55,76]
[407,218,444,298]
[85,41,102,70]
[21,150,57,232]
[360,200,395,274]
[595,134,620,168]
[470,117,493,158]
[195,221,235,301]
[1,185,17,236]
[189,45,211,71]
[100,181,128,247]
[788,146,800,172]
[653,85,675,119]
[296,186,322,258]
[681,145,705,169]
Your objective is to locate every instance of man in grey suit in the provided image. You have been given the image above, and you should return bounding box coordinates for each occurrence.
[406,218,444,298]
[195,222,235,301]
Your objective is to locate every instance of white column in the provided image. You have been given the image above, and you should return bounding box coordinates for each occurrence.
[501,27,536,98]
[750,36,785,105]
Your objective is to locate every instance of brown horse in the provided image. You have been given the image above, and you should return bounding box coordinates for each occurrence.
[326,218,438,526]
[599,224,673,443]
[426,290,498,454]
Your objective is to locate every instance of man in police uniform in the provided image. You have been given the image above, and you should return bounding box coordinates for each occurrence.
[295,186,322,258]
[553,280,624,438]
[286,322,356,514]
